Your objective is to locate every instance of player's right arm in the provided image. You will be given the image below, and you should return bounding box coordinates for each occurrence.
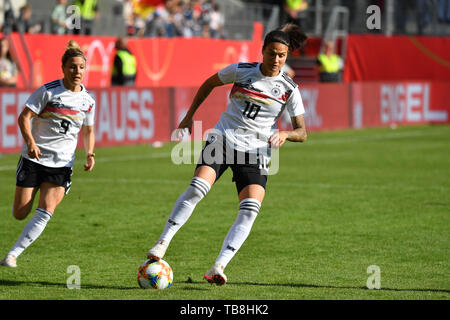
[178,73,224,134]
[18,107,42,161]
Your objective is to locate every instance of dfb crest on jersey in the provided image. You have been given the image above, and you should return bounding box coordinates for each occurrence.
[271,87,281,97]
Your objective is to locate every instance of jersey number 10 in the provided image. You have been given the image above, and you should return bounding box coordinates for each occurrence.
[243,101,261,120]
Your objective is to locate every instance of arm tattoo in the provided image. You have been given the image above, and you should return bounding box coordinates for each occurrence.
[287,115,307,142]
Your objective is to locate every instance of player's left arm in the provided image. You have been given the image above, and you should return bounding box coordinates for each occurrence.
[268,114,307,148]
[82,125,95,171]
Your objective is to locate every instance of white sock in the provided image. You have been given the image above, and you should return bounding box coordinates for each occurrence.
[215,198,261,269]
[8,208,53,258]
[157,177,211,244]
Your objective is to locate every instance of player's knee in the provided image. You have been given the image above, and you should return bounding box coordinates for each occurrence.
[12,207,31,220]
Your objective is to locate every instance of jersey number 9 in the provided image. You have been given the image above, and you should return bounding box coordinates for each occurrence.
[59,119,71,134]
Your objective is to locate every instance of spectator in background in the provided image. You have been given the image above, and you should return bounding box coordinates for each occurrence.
[15,4,41,34]
[123,0,138,36]
[73,0,99,35]
[2,0,27,34]
[145,5,169,37]
[51,0,67,35]
[395,0,413,34]
[0,37,18,87]
[282,0,308,29]
[134,11,148,37]
[191,0,204,36]
[165,0,184,37]
[209,2,224,38]
[395,0,431,35]
[111,37,137,86]
[199,0,212,37]
[317,40,343,82]
[125,0,224,38]
[438,0,450,22]
[416,0,431,34]
[181,0,195,37]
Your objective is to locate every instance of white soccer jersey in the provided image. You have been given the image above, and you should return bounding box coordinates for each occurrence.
[215,62,305,154]
[21,79,95,168]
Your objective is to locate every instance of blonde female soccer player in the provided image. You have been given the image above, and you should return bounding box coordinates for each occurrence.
[0,41,96,268]
[147,24,308,285]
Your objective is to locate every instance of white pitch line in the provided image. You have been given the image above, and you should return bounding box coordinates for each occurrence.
[0,165,15,171]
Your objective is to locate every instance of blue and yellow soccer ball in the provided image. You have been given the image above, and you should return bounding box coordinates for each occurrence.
[137,259,173,289]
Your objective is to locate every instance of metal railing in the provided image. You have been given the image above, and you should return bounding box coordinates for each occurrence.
[220,1,280,40]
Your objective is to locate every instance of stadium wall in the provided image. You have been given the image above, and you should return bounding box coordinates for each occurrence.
[1,82,448,154]
[344,35,450,82]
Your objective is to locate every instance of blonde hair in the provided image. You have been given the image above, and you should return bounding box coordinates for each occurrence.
[61,40,86,66]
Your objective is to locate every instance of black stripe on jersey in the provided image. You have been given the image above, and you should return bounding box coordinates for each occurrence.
[45,83,60,90]
[45,79,59,86]
[282,72,297,89]
[234,82,264,93]
[237,62,258,69]
[44,80,61,90]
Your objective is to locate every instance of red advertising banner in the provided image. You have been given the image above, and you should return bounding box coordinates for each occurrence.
[344,35,450,82]
[91,87,172,147]
[352,82,450,128]
[278,83,350,132]
[0,88,173,154]
[9,23,263,89]
[0,89,32,154]
[1,82,448,154]
[173,86,231,138]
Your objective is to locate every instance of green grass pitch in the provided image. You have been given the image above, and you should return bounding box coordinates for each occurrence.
[0,125,448,300]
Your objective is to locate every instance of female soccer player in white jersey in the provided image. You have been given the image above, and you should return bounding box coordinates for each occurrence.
[0,41,96,268]
[147,24,308,285]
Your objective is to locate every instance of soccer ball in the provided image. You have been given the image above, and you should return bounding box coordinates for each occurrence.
[137,259,173,289]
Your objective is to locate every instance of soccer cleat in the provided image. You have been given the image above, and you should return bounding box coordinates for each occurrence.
[204,263,227,286]
[0,254,17,268]
[147,240,168,261]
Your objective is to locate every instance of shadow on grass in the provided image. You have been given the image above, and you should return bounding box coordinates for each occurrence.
[187,279,450,294]
[0,279,137,290]
[1,279,449,295]
[230,281,450,294]
[0,279,208,292]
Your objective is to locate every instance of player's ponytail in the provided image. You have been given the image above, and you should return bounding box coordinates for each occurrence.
[61,40,86,66]
[263,24,307,52]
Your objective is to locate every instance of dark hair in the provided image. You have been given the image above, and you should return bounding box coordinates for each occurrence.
[0,37,14,62]
[61,40,86,66]
[263,24,308,52]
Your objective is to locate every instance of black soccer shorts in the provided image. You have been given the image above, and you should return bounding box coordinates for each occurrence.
[16,156,73,194]
[196,134,268,194]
